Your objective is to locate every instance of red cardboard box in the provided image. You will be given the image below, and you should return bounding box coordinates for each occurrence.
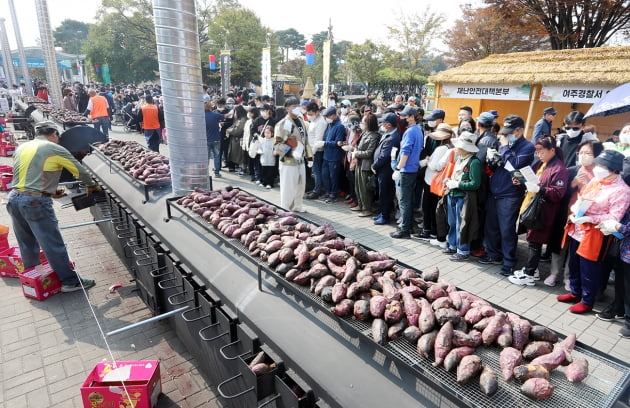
[81,360,161,408]
[0,246,47,278]
[19,263,61,300]
[0,143,15,157]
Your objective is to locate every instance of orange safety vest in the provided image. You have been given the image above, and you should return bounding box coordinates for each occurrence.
[90,95,109,119]
[141,104,161,130]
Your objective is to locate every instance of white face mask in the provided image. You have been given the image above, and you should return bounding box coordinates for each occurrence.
[360,123,367,131]
[325,118,333,124]
[620,135,630,144]
[340,107,348,115]
[247,113,253,119]
[427,120,437,128]
[307,114,315,122]
[379,125,387,133]
[578,154,594,167]
[261,111,269,119]
[592,166,610,180]
[291,107,302,117]
[566,128,581,138]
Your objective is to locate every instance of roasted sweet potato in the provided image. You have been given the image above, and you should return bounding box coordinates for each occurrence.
[499,347,523,381]
[480,366,499,396]
[513,364,550,382]
[565,357,589,382]
[457,355,483,385]
[444,346,475,372]
[520,377,554,400]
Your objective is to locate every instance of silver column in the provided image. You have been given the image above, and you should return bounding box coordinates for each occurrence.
[152,0,210,194]
[0,18,17,87]
[9,0,33,93]
[34,0,62,107]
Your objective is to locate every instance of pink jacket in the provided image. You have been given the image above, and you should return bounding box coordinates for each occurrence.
[569,175,630,242]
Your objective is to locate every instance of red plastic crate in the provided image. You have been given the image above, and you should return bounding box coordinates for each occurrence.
[19,262,62,301]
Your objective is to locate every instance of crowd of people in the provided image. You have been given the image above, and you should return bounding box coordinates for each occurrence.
[204,91,630,337]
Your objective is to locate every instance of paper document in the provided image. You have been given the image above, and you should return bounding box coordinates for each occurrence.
[506,164,538,185]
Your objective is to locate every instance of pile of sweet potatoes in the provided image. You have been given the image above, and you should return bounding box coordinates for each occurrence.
[97,140,171,184]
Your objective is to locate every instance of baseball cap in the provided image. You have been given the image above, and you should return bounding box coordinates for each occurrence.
[500,115,525,134]
[323,106,337,116]
[543,107,557,115]
[477,112,495,126]
[399,105,417,117]
[378,112,398,126]
[425,109,445,121]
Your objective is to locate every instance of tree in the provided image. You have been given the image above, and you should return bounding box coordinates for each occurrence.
[386,9,445,88]
[346,40,384,92]
[486,0,630,49]
[444,4,547,66]
[276,28,306,62]
[207,6,272,85]
[53,19,90,54]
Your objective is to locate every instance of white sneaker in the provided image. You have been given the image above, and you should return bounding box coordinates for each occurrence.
[508,271,536,286]
[543,275,557,287]
[296,207,307,213]
[564,279,571,291]
[429,239,447,249]
[266,185,272,189]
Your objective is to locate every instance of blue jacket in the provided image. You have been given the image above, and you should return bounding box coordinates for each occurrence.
[323,118,346,162]
[532,117,552,144]
[205,110,223,143]
[372,129,401,173]
[399,125,423,173]
[489,136,535,198]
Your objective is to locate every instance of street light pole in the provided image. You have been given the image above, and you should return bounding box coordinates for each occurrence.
[8,0,33,94]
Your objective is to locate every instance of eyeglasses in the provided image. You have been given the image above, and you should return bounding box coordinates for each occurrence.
[565,126,581,131]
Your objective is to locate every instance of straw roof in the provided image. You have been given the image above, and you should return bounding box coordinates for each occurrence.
[430,46,630,85]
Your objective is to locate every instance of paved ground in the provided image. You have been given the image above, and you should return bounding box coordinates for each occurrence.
[1,122,628,407]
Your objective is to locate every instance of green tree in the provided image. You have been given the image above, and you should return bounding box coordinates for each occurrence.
[207,6,272,85]
[486,0,630,49]
[346,40,383,92]
[276,28,306,62]
[386,9,445,88]
[53,19,90,54]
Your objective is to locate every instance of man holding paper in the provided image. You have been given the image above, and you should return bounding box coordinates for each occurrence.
[479,115,535,276]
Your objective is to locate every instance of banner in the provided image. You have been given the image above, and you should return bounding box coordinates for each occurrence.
[220,50,231,96]
[261,47,272,97]
[441,83,531,100]
[101,64,111,84]
[540,84,613,103]
[322,40,331,107]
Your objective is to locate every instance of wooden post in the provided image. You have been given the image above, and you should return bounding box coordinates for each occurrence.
[525,84,540,140]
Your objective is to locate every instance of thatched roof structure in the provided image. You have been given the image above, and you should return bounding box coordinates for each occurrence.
[430,46,630,85]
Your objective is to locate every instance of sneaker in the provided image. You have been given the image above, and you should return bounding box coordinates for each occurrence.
[373,216,389,225]
[596,307,625,322]
[358,211,373,217]
[325,197,335,204]
[508,270,535,286]
[557,293,581,303]
[499,266,513,276]
[429,239,447,249]
[477,256,503,265]
[214,173,221,178]
[305,192,319,199]
[318,194,329,200]
[564,280,571,291]
[61,278,96,293]
[609,271,616,285]
[390,230,411,239]
[450,253,469,262]
[266,185,272,189]
[442,247,456,255]
[413,230,432,240]
[543,275,558,287]
[619,326,630,339]
[255,180,262,185]
[471,248,487,258]
[532,269,541,281]
[350,206,363,212]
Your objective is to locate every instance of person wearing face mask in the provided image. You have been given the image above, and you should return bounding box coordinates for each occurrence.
[352,114,381,217]
[424,109,445,133]
[273,97,310,212]
[372,113,402,225]
[242,106,260,182]
[558,111,600,168]
[615,123,630,155]
[339,99,352,127]
[479,114,535,277]
[390,106,423,239]
[344,115,362,208]
[305,103,328,199]
[316,106,346,203]
[558,150,630,314]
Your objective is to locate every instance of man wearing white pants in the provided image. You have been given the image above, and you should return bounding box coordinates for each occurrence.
[274,97,310,212]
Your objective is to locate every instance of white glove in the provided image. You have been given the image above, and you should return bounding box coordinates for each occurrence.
[392,170,401,182]
[419,159,428,168]
[341,144,352,151]
[525,182,540,193]
[486,148,498,162]
[446,179,458,190]
[307,160,314,168]
[597,219,620,235]
[571,215,593,225]
[314,140,325,149]
[351,151,356,159]
[390,146,398,160]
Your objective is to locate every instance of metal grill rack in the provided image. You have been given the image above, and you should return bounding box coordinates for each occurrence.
[165,192,630,408]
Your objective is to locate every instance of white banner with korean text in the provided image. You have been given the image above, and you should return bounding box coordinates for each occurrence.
[441,84,531,100]
[540,84,614,103]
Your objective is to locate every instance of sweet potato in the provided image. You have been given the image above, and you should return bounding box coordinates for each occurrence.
[277,247,295,263]
[400,284,424,298]
[320,286,334,303]
[417,330,438,357]
[499,347,522,381]
[520,377,554,400]
[522,341,553,361]
[473,317,492,331]
[409,277,430,291]
[530,325,558,343]
[403,326,422,345]
[341,257,358,284]
[401,291,421,327]
[314,275,336,296]
[331,282,348,303]
[370,295,387,319]
[444,346,475,372]
[328,250,351,266]
[306,263,329,279]
[530,347,570,371]
[426,284,448,302]
[292,271,310,286]
[295,244,310,268]
[384,300,403,324]
[457,355,482,385]
[452,330,482,348]
[347,276,373,299]
[433,321,454,367]
[513,364,550,382]
[309,246,331,259]
[565,357,588,382]
[397,268,418,283]
[372,318,388,345]
[267,251,281,268]
[464,308,483,326]
[264,240,283,254]
[331,299,354,317]
[388,318,407,340]
[431,297,454,311]
[380,276,400,302]
[422,266,440,282]
[366,251,389,262]
[418,298,436,334]
[363,259,397,272]
[510,315,532,351]
[479,366,499,396]
[434,308,461,327]
[497,321,514,348]
[248,351,266,368]
[327,258,346,280]
[353,299,371,321]
[482,312,507,346]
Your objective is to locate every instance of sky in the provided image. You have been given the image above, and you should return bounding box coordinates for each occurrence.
[1,0,478,49]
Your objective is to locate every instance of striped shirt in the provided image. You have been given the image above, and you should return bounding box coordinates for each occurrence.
[13,137,94,194]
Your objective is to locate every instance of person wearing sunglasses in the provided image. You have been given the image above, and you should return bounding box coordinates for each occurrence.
[7,125,101,293]
[557,111,601,168]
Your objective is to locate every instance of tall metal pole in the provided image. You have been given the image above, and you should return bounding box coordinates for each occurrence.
[8,0,33,93]
[34,0,63,107]
[0,19,17,87]
[152,0,210,194]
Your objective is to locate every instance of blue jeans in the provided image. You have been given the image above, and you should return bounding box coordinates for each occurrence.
[145,129,161,152]
[6,192,79,285]
[311,151,324,194]
[399,172,417,233]
[485,194,522,268]
[447,195,470,255]
[92,116,110,139]
[322,159,341,197]
[207,140,221,175]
